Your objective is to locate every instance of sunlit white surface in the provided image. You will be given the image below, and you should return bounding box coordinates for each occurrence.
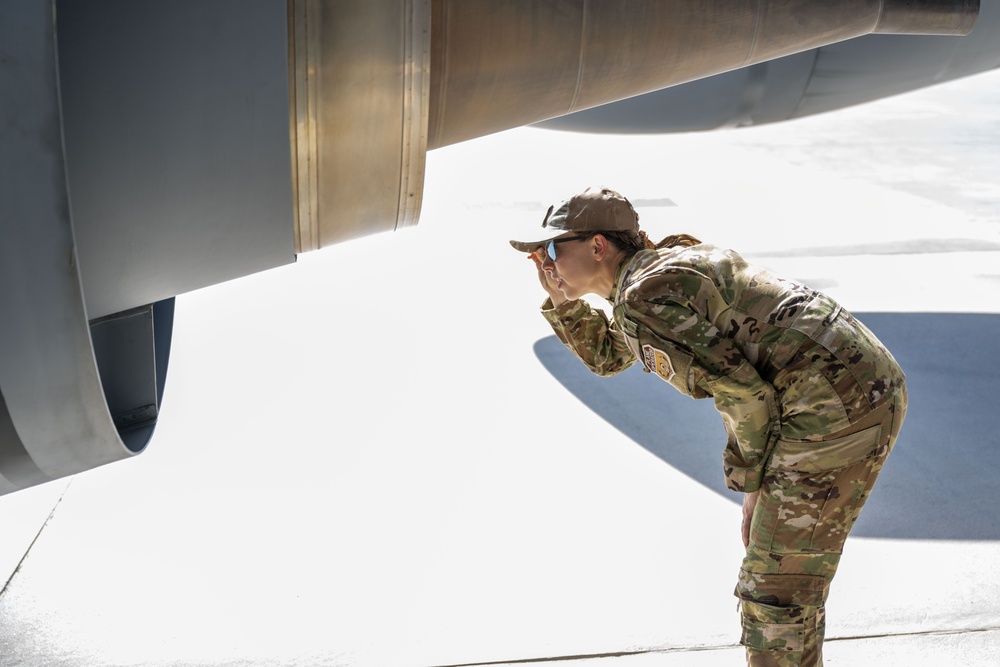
[0,69,998,666]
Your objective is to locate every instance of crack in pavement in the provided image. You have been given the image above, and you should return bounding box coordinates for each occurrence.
[0,479,73,599]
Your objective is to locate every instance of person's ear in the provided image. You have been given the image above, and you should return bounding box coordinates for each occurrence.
[592,234,608,260]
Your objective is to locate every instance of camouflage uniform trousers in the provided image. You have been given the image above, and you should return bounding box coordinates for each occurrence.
[736,383,907,667]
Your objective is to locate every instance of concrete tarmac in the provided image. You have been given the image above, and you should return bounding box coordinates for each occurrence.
[1,70,998,666]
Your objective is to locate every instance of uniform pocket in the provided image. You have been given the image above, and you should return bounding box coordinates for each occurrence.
[774,364,852,440]
[761,443,885,553]
[739,600,805,652]
[769,423,882,472]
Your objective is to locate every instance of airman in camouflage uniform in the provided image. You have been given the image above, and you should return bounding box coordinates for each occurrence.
[510,187,907,667]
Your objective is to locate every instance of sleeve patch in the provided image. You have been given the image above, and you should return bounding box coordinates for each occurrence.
[642,344,676,381]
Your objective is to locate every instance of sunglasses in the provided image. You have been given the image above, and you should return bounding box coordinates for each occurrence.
[542,235,589,261]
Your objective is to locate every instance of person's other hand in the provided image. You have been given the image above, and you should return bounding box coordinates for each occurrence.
[742,490,760,549]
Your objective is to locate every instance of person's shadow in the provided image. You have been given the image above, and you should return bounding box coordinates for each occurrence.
[534,313,1000,540]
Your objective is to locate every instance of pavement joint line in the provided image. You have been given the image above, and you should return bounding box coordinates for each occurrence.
[429,626,1000,666]
[0,479,73,599]
[827,625,1000,643]
[428,644,750,667]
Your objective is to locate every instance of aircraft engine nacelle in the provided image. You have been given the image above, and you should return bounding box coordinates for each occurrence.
[0,0,979,495]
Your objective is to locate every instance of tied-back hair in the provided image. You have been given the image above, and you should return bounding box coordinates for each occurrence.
[654,233,701,249]
[600,230,702,252]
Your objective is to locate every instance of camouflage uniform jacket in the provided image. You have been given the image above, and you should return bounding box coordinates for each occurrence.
[541,244,905,493]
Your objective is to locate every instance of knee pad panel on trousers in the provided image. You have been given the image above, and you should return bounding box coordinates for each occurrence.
[736,568,829,607]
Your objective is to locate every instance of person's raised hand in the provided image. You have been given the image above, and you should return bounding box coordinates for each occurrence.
[529,249,567,307]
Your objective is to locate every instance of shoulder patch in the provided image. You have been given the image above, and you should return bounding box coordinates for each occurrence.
[642,344,676,381]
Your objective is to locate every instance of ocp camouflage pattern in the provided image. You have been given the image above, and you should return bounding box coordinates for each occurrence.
[541,244,905,493]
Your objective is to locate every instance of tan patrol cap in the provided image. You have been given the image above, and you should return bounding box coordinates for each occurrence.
[509,186,640,253]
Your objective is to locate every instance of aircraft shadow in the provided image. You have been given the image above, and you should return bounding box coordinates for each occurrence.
[534,312,1000,540]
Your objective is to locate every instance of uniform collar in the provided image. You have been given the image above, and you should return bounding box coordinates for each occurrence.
[608,252,639,302]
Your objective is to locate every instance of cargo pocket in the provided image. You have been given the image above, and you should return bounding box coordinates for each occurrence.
[739,599,805,653]
[768,423,882,472]
[763,425,884,553]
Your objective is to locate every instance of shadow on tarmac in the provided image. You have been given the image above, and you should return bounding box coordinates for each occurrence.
[535,312,1000,540]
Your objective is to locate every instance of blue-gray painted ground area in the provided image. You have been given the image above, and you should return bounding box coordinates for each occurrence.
[536,311,1000,541]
